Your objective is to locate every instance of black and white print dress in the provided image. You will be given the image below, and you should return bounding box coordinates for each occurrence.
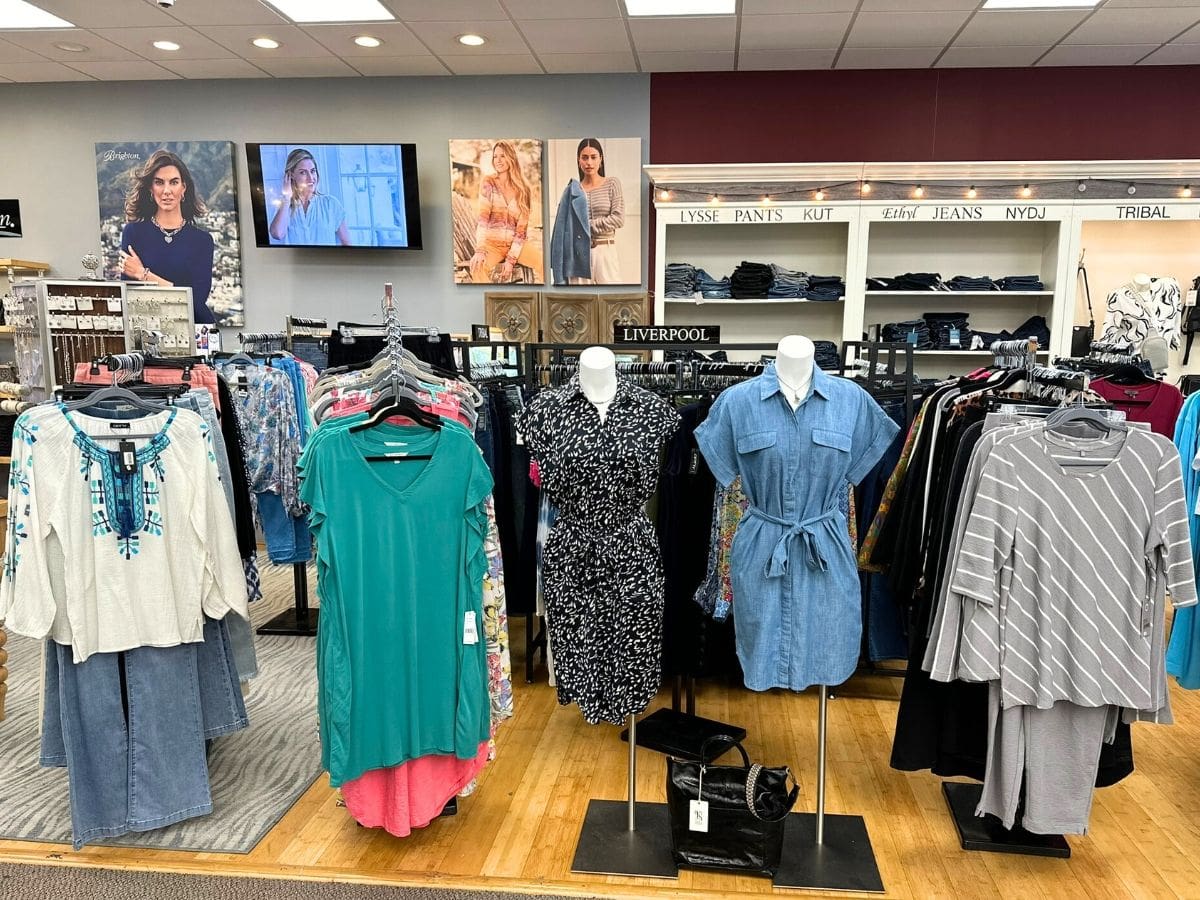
[517,375,680,724]
[1102,277,1183,351]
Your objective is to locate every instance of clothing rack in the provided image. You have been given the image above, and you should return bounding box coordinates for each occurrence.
[338,322,439,343]
[239,332,287,353]
[452,340,524,382]
[286,316,330,346]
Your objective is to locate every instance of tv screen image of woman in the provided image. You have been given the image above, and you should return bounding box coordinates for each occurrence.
[548,137,642,286]
[268,148,350,247]
[96,141,246,328]
[449,138,544,285]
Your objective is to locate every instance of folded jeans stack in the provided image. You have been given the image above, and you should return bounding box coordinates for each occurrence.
[867,272,946,291]
[946,275,998,291]
[730,261,774,299]
[805,275,846,301]
[996,275,1044,292]
[666,262,698,298]
[922,311,971,349]
[813,340,840,371]
[768,264,809,299]
[695,268,732,299]
[969,314,1052,351]
[881,319,934,348]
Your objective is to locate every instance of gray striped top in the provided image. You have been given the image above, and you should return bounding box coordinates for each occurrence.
[939,422,1195,716]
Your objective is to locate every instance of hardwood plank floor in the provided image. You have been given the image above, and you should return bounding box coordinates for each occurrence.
[2,616,1199,899]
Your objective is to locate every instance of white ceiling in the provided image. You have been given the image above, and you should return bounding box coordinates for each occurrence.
[0,0,1198,82]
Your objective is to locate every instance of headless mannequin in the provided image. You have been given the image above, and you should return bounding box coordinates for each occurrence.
[579,346,618,423]
[776,335,815,411]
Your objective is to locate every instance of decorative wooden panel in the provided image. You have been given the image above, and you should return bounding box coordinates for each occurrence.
[594,292,651,342]
[539,292,599,346]
[484,291,538,344]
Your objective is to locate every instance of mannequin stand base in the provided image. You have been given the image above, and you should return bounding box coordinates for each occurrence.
[773,813,884,892]
[257,608,319,637]
[571,800,678,879]
[619,708,746,761]
[942,782,1070,858]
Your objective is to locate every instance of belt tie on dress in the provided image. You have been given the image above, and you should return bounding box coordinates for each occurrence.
[746,506,839,576]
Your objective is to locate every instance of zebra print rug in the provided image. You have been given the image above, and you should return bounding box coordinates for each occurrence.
[0,559,322,853]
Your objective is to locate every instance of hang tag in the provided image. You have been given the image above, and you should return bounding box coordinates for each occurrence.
[75,297,94,311]
[688,799,709,832]
[906,331,918,345]
[463,611,479,645]
[688,449,700,475]
[118,440,137,475]
[949,327,961,348]
[107,298,123,313]
[1188,289,1198,308]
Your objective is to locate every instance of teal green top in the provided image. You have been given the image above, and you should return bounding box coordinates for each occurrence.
[299,414,493,786]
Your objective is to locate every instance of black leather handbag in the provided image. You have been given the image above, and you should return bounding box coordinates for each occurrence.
[666,735,799,877]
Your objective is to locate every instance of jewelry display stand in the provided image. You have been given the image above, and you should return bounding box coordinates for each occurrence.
[124,285,195,356]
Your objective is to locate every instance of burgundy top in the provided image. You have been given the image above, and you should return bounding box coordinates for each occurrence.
[1091,378,1184,438]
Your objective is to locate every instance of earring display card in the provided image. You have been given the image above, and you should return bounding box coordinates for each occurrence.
[124,285,195,356]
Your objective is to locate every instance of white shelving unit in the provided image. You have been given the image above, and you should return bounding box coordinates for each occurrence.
[647,160,1200,374]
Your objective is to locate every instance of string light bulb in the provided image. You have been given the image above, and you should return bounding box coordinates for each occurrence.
[913,185,924,198]
[966,186,977,199]
[761,195,772,204]
[1127,183,1137,196]
[860,181,871,195]
[1183,185,1193,198]
[814,188,825,201]
[709,195,720,204]
[1077,180,1087,192]
[1021,184,1032,198]
[658,190,671,201]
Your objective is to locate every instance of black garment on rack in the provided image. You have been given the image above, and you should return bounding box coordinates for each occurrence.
[327,325,460,375]
[216,374,259,561]
[657,400,741,681]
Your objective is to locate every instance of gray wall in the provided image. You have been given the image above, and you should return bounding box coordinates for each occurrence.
[0,74,650,334]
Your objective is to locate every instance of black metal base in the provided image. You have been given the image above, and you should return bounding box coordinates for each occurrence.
[773,812,885,893]
[570,800,678,879]
[619,707,747,761]
[942,782,1070,858]
[256,607,319,636]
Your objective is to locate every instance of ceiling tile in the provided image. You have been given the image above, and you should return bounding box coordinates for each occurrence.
[91,26,237,60]
[407,19,528,54]
[955,10,1089,47]
[381,0,510,21]
[0,37,50,63]
[202,24,332,58]
[160,58,271,78]
[629,16,736,53]
[165,0,288,26]
[860,0,977,8]
[845,11,971,48]
[937,45,1050,67]
[638,50,734,71]
[302,22,427,56]
[441,53,543,74]
[1,29,142,61]
[255,56,359,77]
[504,0,623,18]
[539,50,636,72]
[67,59,180,80]
[346,55,450,75]
[1140,43,1200,64]
[739,13,851,51]
[30,0,178,28]
[837,47,940,68]
[1064,7,1200,45]
[0,61,93,81]
[738,49,836,70]
[1038,43,1159,66]
[520,18,630,54]
[742,0,856,11]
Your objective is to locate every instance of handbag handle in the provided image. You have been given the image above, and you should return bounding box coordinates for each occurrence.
[699,734,750,768]
[746,765,801,823]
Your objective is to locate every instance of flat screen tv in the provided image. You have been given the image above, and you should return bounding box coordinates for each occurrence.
[246,143,422,249]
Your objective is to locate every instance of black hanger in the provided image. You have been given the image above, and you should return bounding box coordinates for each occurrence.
[351,391,442,461]
[1102,362,1153,386]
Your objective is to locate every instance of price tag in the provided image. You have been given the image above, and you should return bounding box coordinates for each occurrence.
[107,298,123,313]
[906,331,918,345]
[949,327,961,348]
[118,440,137,475]
[75,297,94,311]
[688,800,709,832]
[77,315,93,331]
[463,611,479,645]
[1187,289,1198,308]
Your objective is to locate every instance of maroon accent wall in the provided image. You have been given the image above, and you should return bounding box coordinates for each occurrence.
[649,67,1200,163]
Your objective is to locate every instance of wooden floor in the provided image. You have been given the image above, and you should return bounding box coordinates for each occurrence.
[2,619,1200,899]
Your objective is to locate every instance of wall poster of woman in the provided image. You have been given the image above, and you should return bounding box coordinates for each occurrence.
[96,141,245,327]
[450,139,544,285]
[548,138,642,287]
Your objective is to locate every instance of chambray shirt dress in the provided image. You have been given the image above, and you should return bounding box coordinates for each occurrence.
[695,364,899,691]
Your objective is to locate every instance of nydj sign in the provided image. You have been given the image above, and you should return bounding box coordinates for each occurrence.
[0,200,21,238]
[614,324,720,344]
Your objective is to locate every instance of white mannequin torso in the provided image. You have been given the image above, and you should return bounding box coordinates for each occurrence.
[578,346,618,423]
[775,335,815,410]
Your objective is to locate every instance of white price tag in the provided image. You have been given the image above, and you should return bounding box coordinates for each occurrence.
[107,298,123,313]
[77,315,93,331]
[75,297,94,311]
[688,799,709,832]
[1187,289,1197,308]
[463,610,479,645]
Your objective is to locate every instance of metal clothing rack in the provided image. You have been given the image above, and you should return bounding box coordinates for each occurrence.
[451,339,524,382]
[239,332,287,353]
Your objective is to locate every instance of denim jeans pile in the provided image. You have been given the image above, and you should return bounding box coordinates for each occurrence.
[805,275,846,301]
[922,312,972,349]
[695,268,732,299]
[997,275,1045,291]
[946,275,998,291]
[730,261,774,298]
[813,340,841,371]
[665,263,697,297]
[881,319,934,348]
[969,314,1051,350]
[867,272,945,291]
[768,264,809,299]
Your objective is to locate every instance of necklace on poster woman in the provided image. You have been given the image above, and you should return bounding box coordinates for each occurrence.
[152,217,185,244]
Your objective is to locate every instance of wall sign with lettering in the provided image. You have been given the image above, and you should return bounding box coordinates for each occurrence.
[615,324,721,344]
[0,200,21,238]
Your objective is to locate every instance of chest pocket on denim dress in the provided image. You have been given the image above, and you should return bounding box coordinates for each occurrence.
[736,429,780,487]
[810,428,851,479]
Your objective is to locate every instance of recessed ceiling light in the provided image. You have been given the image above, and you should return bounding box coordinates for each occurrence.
[0,0,74,29]
[981,0,1099,8]
[152,40,181,51]
[54,41,88,52]
[457,33,486,46]
[262,0,393,23]
[625,0,734,14]
[252,37,281,49]
[353,35,382,48]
